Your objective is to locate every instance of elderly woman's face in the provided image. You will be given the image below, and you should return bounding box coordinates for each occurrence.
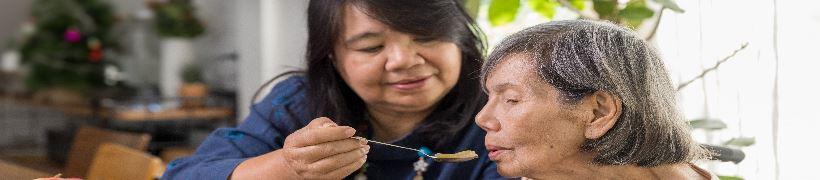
[332,5,461,113]
[476,55,593,177]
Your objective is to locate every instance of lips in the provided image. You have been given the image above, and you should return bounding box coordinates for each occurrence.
[485,144,512,161]
[387,76,431,91]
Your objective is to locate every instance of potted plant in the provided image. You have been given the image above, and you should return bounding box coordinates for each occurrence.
[147,0,205,98]
[179,63,207,108]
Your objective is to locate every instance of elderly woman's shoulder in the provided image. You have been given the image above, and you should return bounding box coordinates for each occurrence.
[650,163,717,180]
[687,163,719,180]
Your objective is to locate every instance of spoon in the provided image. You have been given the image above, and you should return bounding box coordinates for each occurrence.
[352,136,478,163]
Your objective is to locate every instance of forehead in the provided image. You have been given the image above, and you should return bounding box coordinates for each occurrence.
[484,54,541,90]
[340,5,386,35]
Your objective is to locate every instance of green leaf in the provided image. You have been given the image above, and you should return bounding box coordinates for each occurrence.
[618,1,654,20]
[463,0,482,19]
[718,175,744,180]
[592,0,617,20]
[569,0,586,10]
[623,19,643,29]
[527,0,560,20]
[489,0,521,26]
[723,137,756,147]
[652,0,685,13]
[688,119,727,130]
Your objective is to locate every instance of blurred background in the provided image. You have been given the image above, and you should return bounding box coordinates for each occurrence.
[0,0,817,179]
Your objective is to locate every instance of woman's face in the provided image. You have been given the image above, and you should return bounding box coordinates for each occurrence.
[333,5,461,114]
[476,55,593,177]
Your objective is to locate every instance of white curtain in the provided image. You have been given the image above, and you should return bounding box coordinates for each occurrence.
[656,0,820,179]
[478,0,820,179]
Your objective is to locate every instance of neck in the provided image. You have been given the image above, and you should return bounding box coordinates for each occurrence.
[526,153,656,180]
[366,106,433,142]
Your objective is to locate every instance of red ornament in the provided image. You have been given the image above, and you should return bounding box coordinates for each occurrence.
[88,49,103,62]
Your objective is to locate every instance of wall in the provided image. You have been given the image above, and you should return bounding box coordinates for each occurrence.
[0,1,30,50]
[236,0,309,120]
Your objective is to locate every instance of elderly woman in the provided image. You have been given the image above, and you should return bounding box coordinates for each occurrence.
[476,20,715,179]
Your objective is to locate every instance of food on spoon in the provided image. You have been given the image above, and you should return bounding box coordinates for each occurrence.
[433,150,478,162]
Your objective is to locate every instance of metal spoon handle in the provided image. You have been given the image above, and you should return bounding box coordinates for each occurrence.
[352,136,436,158]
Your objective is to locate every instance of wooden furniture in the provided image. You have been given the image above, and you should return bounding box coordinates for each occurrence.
[64,126,151,178]
[87,143,164,180]
[112,107,233,122]
[159,146,195,163]
[0,95,234,122]
[0,159,51,179]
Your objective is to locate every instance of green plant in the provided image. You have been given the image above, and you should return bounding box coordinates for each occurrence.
[148,0,205,38]
[181,63,202,83]
[484,0,684,30]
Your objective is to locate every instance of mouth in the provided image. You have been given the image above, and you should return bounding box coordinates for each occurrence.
[387,76,431,91]
[485,144,512,161]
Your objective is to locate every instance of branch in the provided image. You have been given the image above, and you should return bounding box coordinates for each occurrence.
[644,7,666,41]
[556,0,597,19]
[676,43,749,91]
[62,0,97,31]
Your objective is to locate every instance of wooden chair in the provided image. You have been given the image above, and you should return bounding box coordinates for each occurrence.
[64,126,151,178]
[87,143,165,180]
[159,146,195,164]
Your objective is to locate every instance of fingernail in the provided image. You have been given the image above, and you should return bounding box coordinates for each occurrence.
[323,123,335,128]
[345,128,356,136]
[358,138,367,145]
[362,145,370,153]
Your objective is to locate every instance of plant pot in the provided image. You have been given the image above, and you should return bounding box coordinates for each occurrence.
[179,82,207,108]
[160,38,195,98]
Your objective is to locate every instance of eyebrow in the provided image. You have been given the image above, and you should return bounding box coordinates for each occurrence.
[344,32,382,44]
[489,82,516,93]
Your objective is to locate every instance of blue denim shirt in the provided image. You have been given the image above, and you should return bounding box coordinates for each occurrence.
[162,76,503,180]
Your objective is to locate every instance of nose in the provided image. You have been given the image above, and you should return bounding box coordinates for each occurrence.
[384,37,424,71]
[475,103,500,132]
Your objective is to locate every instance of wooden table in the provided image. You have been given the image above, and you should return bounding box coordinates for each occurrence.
[1,95,234,122]
[110,107,233,122]
[0,159,51,179]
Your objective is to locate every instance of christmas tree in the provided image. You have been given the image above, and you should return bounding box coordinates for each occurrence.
[18,0,120,93]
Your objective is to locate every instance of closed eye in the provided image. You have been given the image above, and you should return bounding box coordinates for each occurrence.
[358,45,383,53]
[505,99,519,104]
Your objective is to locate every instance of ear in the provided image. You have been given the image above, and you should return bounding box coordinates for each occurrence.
[584,91,622,139]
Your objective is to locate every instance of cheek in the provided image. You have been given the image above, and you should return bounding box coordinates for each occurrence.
[420,43,461,86]
[510,107,587,166]
[335,55,385,97]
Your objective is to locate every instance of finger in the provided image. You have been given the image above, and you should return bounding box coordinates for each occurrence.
[294,138,367,163]
[305,117,338,129]
[286,118,335,147]
[288,125,356,147]
[307,145,369,174]
[321,153,368,179]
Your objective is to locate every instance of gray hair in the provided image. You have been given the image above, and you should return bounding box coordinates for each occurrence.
[481,20,707,167]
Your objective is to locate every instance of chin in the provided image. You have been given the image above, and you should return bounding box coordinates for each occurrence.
[392,100,437,112]
[392,93,444,109]
[495,163,524,178]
